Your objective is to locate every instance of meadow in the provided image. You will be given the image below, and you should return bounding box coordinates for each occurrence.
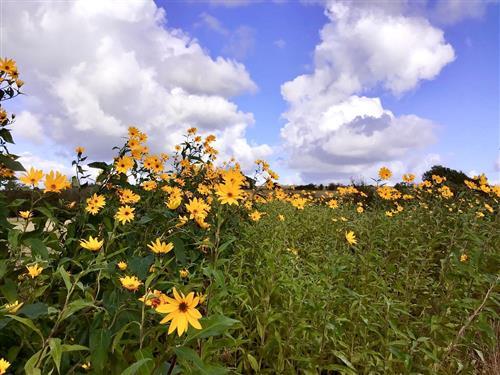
[0,60,498,375]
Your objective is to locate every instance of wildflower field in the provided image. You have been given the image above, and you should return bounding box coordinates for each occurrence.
[0,61,498,374]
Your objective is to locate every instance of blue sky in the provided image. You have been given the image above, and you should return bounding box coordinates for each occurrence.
[4,0,499,184]
[160,0,499,180]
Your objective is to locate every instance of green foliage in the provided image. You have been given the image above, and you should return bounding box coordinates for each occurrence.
[214,199,499,374]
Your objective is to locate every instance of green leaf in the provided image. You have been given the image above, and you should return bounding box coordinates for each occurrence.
[60,344,89,352]
[19,303,49,319]
[120,358,153,375]
[58,266,72,292]
[25,238,49,259]
[128,255,154,280]
[0,128,14,143]
[7,314,44,341]
[0,154,25,171]
[60,299,95,321]
[174,347,227,375]
[90,328,112,372]
[48,338,62,374]
[246,353,259,372]
[172,237,187,265]
[24,348,44,375]
[185,314,239,343]
[0,278,17,300]
[88,161,109,170]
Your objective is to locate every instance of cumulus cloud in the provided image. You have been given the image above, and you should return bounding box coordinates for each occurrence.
[431,0,498,25]
[4,0,269,173]
[274,39,286,49]
[279,0,454,182]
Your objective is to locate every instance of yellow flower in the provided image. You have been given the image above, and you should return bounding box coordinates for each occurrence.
[141,180,157,191]
[120,275,142,291]
[166,196,182,210]
[85,193,105,215]
[81,362,91,370]
[378,167,392,180]
[356,206,364,213]
[179,269,189,279]
[19,167,43,186]
[19,210,32,219]
[80,236,104,251]
[432,175,445,184]
[290,197,307,209]
[147,238,174,254]
[115,205,135,224]
[328,199,338,209]
[185,198,210,220]
[75,146,85,154]
[0,357,11,374]
[4,300,23,313]
[117,261,128,271]
[118,188,141,205]
[176,215,188,227]
[402,173,415,183]
[156,287,202,336]
[215,183,243,205]
[345,231,357,246]
[249,210,262,222]
[0,57,17,75]
[114,156,134,174]
[460,254,468,263]
[278,214,285,221]
[26,264,43,279]
[44,170,70,193]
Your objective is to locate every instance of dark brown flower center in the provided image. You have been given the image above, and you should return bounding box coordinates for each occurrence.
[179,302,188,312]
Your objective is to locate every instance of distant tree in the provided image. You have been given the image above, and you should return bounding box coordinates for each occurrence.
[422,165,469,185]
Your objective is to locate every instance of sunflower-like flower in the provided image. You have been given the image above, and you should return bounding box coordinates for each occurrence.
[114,156,134,174]
[19,210,32,219]
[26,264,43,279]
[43,170,70,193]
[156,287,202,336]
[3,300,23,314]
[0,357,11,375]
[215,183,243,205]
[85,193,106,215]
[120,275,142,291]
[147,238,174,254]
[19,167,43,186]
[345,231,357,246]
[115,205,135,224]
[80,236,104,251]
[378,167,392,180]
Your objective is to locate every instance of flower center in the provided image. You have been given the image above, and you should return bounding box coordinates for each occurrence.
[178,302,188,312]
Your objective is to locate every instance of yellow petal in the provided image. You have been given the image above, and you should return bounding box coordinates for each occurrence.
[156,303,177,313]
[172,287,182,302]
[187,307,202,320]
[187,314,202,330]
[177,314,188,336]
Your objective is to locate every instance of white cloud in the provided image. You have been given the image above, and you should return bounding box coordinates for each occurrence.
[274,39,286,49]
[4,0,268,173]
[13,111,45,145]
[222,25,256,61]
[431,0,498,25]
[279,0,455,182]
[18,152,74,177]
[195,12,229,35]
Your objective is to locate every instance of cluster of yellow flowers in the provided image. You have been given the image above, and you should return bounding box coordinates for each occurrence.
[19,167,71,192]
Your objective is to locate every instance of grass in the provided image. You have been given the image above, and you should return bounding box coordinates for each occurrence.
[210,198,499,374]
